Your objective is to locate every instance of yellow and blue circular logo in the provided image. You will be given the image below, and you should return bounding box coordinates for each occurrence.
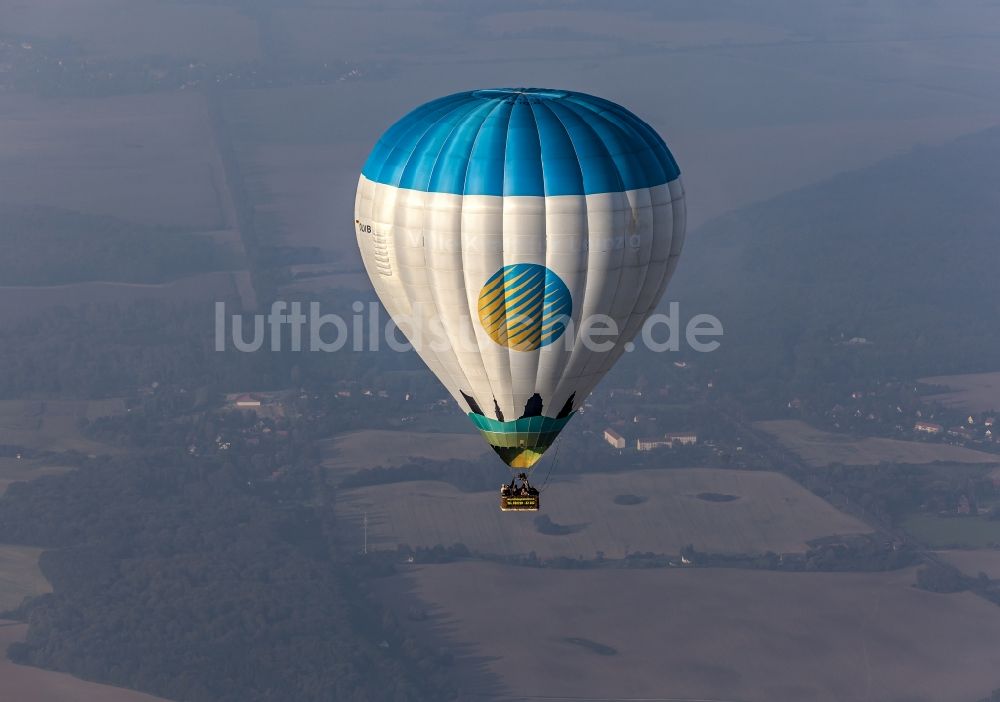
[477,263,572,351]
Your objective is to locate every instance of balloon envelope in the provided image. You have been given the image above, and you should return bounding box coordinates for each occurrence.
[355,88,685,468]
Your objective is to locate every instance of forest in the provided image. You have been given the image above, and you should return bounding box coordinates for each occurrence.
[0,452,456,702]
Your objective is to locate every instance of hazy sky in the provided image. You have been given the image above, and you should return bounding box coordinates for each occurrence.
[4,0,1000,248]
[289,0,1000,228]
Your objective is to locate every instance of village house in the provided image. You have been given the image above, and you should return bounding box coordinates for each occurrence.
[666,432,698,446]
[233,394,261,408]
[914,421,943,435]
[603,428,626,450]
[637,437,671,451]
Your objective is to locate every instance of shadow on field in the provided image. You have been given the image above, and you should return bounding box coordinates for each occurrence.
[534,514,587,536]
[372,566,510,700]
[559,636,617,656]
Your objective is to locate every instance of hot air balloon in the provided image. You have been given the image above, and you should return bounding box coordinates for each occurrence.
[355,88,685,510]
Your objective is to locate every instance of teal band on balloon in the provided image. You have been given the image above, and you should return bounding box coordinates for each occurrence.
[468,412,574,436]
[467,412,573,468]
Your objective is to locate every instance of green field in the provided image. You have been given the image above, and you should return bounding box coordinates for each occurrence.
[0,458,72,496]
[321,428,488,478]
[0,399,125,454]
[756,419,999,467]
[938,549,1000,579]
[903,514,1000,549]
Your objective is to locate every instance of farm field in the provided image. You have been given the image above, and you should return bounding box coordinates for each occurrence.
[0,399,125,454]
[220,87,372,287]
[756,419,999,467]
[243,142,365,254]
[322,429,488,477]
[0,92,230,229]
[0,621,173,702]
[376,562,1000,702]
[938,549,1000,579]
[0,545,50,612]
[337,468,870,557]
[0,458,71,496]
[903,514,1000,549]
[218,86,380,297]
[0,271,254,325]
[921,371,1000,413]
[268,6,479,63]
[0,0,260,62]
[281,271,372,295]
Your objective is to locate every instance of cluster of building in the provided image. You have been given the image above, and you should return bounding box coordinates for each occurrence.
[187,399,292,458]
[915,413,995,443]
[603,427,698,452]
[333,388,395,400]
